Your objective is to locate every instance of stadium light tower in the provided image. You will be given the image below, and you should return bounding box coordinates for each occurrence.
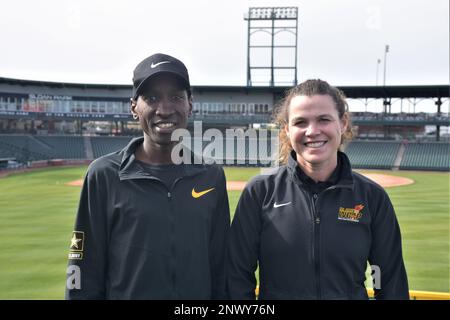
[383,44,389,86]
[376,58,381,85]
[244,7,299,87]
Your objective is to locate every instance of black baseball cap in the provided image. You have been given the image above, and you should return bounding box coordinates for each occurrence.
[132,53,191,100]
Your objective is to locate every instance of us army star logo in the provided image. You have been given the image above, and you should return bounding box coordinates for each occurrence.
[70,231,84,251]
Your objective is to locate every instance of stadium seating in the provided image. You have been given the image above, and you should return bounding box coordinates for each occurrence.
[33,136,85,159]
[0,135,449,171]
[90,136,133,159]
[344,141,401,169]
[0,135,52,162]
[400,142,450,171]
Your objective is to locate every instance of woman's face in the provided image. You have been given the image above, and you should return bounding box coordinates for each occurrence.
[285,94,348,171]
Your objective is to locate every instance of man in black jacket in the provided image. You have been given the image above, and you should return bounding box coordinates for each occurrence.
[66,53,230,299]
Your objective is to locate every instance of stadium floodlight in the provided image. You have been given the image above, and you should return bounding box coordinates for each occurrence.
[376,58,381,85]
[245,7,298,20]
[383,44,389,86]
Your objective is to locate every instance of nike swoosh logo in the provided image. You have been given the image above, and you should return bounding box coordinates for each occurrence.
[192,187,215,199]
[151,61,170,68]
[274,201,291,208]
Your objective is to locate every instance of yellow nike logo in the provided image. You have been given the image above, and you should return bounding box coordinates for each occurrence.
[192,187,215,198]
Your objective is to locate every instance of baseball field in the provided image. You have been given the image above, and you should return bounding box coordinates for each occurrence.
[0,166,448,299]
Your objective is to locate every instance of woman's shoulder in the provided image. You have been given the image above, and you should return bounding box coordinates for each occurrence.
[351,170,390,198]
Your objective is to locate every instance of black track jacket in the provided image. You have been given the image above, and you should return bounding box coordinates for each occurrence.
[66,137,230,299]
[227,151,409,300]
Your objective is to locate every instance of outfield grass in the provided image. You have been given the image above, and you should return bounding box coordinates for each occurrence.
[223,166,261,182]
[0,166,448,299]
[223,166,260,218]
[0,167,86,299]
[368,170,449,293]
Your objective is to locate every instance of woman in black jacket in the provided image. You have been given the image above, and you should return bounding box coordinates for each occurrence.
[227,79,409,300]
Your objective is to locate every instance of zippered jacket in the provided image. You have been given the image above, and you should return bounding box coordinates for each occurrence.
[227,151,409,300]
[66,137,230,299]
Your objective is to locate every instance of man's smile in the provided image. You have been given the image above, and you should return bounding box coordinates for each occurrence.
[152,120,178,133]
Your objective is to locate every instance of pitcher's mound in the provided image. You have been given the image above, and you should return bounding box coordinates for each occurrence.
[65,180,83,186]
[359,173,414,188]
[225,172,414,191]
[66,172,414,190]
[227,181,247,191]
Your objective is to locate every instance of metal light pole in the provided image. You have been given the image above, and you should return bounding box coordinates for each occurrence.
[376,58,381,85]
[383,45,389,86]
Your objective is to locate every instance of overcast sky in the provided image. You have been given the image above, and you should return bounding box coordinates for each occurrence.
[0,0,448,88]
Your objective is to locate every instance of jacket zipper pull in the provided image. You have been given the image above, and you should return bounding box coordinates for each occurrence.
[313,194,320,224]
[167,192,171,200]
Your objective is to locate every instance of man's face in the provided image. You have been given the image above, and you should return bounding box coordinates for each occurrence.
[131,73,192,146]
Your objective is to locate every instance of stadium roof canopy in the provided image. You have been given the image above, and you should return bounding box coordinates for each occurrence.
[0,77,448,99]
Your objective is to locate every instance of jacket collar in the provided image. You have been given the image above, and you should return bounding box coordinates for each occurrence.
[287,149,354,189]
[118,136,208,181]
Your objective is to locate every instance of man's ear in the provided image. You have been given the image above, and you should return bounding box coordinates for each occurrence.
[188,95,193,116]
[130,98,138,119]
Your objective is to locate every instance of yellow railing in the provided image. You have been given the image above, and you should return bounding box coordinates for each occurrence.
[366,288,450,300]
[255,287,450,300]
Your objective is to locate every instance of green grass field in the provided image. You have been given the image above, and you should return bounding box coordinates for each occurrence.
[0,166,448,299]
